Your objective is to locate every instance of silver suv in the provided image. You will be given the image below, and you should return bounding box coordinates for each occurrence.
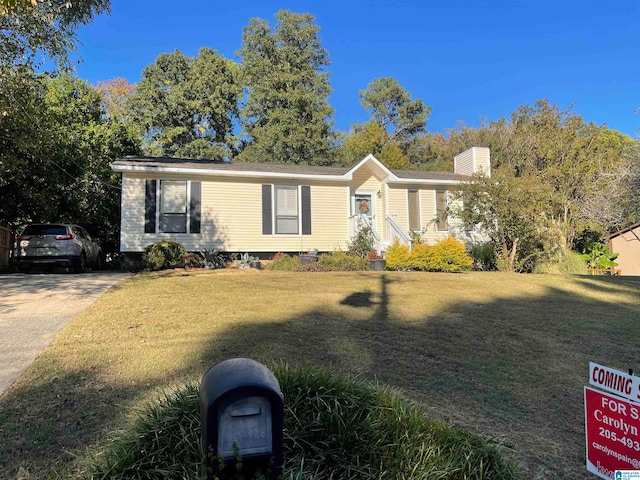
[14,224,102,273]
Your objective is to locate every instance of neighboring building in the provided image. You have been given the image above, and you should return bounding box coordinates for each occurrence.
[606,222,640,276]
[111,147,490,255]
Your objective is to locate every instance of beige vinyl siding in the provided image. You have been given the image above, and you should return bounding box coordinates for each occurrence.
[453,148,474,176]
[387,186,408,233]
[473,147,491,175]
[454,146,491,176]
[387,184,456,245]
[120,173,349,252]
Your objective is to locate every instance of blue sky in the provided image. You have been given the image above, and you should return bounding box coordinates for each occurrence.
[75,0,639,137]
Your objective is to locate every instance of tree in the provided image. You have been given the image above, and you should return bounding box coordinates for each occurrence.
[0,0,110,69]
[422,100,640,252]
[0,74,139,253]
[126,48,241,160]
[454,170,551,272]
[360,77,430,144]
[341,120,409,169]
[95,77,136,121]
[237,10,334,165]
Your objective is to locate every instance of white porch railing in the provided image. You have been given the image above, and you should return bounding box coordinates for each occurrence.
[349,214,381,251]
[386,214,412,248]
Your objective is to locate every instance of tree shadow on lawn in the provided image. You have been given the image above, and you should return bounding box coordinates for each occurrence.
[0,273,638,479]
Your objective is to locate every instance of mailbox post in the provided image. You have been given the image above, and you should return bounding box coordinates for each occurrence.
[200,358,284,479]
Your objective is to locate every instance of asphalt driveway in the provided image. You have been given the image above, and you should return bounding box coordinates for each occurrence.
[0,271,132,396]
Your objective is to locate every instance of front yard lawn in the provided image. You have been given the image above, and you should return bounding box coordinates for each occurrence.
[1,270,639,478]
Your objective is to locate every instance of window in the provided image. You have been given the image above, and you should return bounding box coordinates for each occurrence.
[354,193,373,217]
[436,190,448,231]
[275,185,299,234]
[144,180,201,234]
[408,190,420,231]
[160,180,188,233]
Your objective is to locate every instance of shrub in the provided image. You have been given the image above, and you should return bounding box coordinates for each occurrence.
[268,254,299,271]
[143,240,187,271]
[79,365,520,480]
[295,261,328,272]
[183,252,204,269]
[582,242,618,270]
[367,249,382,260]
[430,237,473,272]
[385,240,413,271]
[272,252,286,261]
[534,249,588,275]
[386,238,472,272]
[348,220,374,258]
[410,243,435,271]
[318,251,370,271]
[467,242,498,271]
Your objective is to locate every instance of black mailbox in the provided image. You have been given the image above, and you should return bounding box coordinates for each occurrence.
[200,358,284,478]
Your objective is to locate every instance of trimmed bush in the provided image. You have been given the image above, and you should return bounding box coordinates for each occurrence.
[143,240,187,271]
[79,365,520,480]
[385,240,412,271]
[318,251,370,271]
[386,237,472,272]
[268,254,299,271]
[430,237,473,272]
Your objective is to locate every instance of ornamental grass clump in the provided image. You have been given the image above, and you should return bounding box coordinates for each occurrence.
[78,365,520,480]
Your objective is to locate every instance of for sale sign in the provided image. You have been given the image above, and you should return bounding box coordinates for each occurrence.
[585,386,640,479]
[590,362,640,403]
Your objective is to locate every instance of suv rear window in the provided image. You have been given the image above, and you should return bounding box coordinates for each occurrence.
[21,225,68,236]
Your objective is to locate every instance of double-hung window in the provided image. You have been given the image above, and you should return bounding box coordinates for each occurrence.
[275,185,299,235]
[262,184,310,236]
[160,180,188,233]
[144,179,201,234]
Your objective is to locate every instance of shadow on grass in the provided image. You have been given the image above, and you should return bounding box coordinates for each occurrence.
[0,273,639,479]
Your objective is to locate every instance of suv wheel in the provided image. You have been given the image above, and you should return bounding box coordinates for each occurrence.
[75,252,87,274]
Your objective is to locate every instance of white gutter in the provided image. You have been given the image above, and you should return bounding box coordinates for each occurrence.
[386,179,464,185]
[112,164,352,181]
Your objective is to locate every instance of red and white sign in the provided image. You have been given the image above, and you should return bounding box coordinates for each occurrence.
[590,362,640,403]
[585,386,640,479]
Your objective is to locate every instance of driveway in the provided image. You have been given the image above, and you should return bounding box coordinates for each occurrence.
[0,271,132,396]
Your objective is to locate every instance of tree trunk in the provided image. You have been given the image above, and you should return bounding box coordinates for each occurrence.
[501,236,519,273]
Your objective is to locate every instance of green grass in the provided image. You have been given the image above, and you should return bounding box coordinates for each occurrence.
[79,365,519,479]
[1,270,639,479]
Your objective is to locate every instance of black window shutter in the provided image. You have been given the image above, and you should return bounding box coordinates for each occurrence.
[262,185,272,234]
[144,179,157,233]
[190,181,201,233]
[301,185,311,235]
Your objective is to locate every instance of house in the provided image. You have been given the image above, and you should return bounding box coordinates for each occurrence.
[606,222,640,276]
[111,147,490,256]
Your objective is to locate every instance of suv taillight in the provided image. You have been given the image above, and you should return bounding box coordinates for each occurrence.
[54,234,74,240]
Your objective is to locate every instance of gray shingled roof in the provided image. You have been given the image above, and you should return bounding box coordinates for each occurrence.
[113,156,467,181]
[113,156,351,175]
